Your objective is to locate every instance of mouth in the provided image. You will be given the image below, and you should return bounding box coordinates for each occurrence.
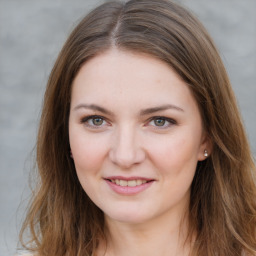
[106,178,153,187]
[104,176,155,187]
[104,177,155,195]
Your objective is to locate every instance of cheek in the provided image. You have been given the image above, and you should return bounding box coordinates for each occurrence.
[148,133,200,175]
[69,130,108,176]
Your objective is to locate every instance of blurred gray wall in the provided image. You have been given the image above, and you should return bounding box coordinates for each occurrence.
[0,0,255,255]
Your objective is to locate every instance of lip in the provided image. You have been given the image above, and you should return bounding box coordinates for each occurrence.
[104,176,155,195]
[105,176,154,181]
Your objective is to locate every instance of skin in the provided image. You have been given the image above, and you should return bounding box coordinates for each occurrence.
[69,49,210,256]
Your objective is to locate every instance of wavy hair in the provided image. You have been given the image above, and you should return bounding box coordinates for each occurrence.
[20,0,256,255]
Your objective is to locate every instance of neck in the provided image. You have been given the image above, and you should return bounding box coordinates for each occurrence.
[98,210,192,256]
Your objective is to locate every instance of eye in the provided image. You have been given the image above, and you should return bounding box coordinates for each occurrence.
[153,118,166,127]
[148,117,176,128]
[91,117,104,126]
[80,115,108,128]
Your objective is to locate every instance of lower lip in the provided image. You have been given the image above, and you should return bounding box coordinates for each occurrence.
[105,180,154,195]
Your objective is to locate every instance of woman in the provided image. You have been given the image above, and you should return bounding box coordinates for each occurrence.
[19,0,256,255]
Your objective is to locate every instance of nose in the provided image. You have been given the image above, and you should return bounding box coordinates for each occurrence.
[109,125,146,169]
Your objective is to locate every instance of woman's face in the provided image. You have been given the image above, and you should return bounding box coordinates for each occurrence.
[69,49,209,224]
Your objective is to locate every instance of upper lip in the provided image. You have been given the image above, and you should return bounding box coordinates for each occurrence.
[104,176,155,181]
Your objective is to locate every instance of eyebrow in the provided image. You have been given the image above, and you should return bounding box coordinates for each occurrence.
[73,104,114,115]
[140,104,184,115]
[73,103,184,116]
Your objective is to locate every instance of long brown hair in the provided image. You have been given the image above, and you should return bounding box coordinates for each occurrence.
[20,0,256,255]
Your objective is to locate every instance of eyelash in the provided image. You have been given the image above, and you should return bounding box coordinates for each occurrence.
[147,116,177,128]
[80,115,177,129]
[80,115,108,129]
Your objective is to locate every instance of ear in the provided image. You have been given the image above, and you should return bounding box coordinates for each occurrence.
[197,133,212,161]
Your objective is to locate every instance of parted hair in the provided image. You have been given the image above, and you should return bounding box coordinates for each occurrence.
[20,0,256,255]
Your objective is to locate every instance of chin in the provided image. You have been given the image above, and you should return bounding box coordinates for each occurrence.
[104,207,152,224]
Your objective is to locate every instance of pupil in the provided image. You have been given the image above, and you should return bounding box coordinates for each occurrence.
[154,119,165,126]
[93,118,103,125]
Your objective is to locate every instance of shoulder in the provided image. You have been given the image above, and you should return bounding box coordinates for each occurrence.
[15,251,35,256]
[14,253,35,256]
[15,254,34,256]
[14,253,36,256]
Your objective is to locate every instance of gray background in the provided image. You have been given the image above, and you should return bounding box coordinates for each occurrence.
[0,0,255,255]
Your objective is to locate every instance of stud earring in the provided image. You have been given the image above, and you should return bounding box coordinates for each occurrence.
[70,149,73,158]
[204,149,208,157]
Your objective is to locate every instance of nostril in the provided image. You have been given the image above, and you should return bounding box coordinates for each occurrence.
[109,147,146,168]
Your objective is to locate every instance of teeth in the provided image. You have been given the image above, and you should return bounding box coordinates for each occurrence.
[119,180,128,186]
[110,179,149,187]
[128,180,137,187]
[136,180,142,185]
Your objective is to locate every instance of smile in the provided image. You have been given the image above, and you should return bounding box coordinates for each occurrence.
[104,177,155,195]
[109,179,148,187]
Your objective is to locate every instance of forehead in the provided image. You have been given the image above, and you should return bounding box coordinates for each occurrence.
[71,49,197,113]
